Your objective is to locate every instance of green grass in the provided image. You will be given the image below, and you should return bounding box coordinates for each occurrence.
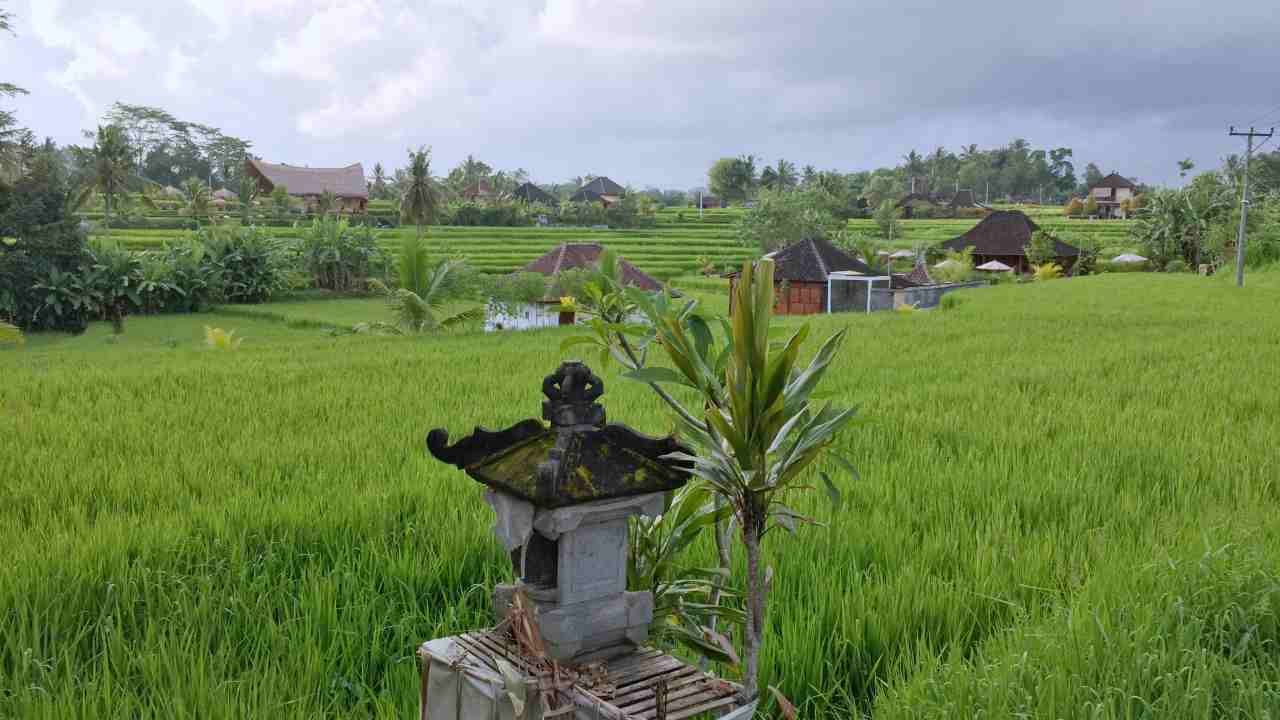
[6,268,1280,718]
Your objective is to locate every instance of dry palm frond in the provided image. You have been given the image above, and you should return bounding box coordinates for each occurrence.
[204,326,243,350]
[0,320,23,346]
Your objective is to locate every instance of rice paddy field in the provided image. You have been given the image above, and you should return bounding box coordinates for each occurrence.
[4,266,1280,718]
[97,204,1137,281]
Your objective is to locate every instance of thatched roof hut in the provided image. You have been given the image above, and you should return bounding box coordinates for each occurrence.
[939,211,1079,273]
[244,159,368,213]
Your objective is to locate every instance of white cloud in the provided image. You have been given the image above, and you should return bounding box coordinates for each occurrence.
[260,1,384,82]
[27,2,155,117]
[163,47,195,94]
[296,49,452,138]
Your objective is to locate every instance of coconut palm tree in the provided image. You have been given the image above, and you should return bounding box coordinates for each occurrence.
[400,146,440,242]
[75,125,133,232]
[378,234,481,333]
[237,174,257,224]
[180,177,212,226]
[370,162,389,199]
[316,189,337,217]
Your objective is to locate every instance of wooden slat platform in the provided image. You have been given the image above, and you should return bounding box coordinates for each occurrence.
[442,630,745,720]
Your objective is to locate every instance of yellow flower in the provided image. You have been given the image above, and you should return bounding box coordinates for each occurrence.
[559,296,577,310]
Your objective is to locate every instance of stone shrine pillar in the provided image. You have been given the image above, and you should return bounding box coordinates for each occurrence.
[427,362,691,663]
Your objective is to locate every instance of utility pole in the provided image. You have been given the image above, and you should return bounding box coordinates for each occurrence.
[1229,126,1274,287]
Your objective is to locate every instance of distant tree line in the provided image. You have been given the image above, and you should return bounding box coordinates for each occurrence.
[707,139,1094,210]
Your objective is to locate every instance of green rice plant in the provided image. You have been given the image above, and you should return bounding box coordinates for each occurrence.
[5,254,1280,719]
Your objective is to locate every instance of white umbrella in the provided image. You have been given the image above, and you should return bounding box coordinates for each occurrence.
[1112,253,1148,263]
[976,260,1013,272]
[889,250,914,259]
[933,259,961,269]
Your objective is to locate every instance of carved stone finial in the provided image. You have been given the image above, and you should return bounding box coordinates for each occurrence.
[542,361,605,427]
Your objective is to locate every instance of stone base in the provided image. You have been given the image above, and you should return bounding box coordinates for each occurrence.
[494,583,653,663]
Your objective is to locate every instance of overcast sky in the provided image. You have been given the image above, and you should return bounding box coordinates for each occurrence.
[4,0,1279,189]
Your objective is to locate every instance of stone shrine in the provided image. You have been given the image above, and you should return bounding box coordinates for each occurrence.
[427,361,689,663]
[419,362,753,719]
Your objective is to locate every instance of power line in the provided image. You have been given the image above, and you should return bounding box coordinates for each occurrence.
[1228,126,1275,287]
[1238,101,1280,129]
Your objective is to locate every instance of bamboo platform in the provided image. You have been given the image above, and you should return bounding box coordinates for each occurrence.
[422,630,747,720]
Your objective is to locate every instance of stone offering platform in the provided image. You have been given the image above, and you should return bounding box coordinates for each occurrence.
[419,630,751,720]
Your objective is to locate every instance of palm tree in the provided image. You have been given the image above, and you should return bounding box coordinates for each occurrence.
[774,159,797,191]
[180,177,212,226]
[316,189,337,217]
[400,146,440,242]
[460,154,488,185]
[237,174,257,224]
[381,234,482,333]
[75,125,133,232]
[371,162,389,199]
[903,149,925,175]
[759,166,778,192]
[736,154,758,200]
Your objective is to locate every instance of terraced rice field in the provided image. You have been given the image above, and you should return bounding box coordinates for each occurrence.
[99,204,1135,281]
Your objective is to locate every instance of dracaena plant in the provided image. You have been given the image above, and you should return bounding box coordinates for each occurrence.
[628,481,743,666]
[558,250,742,669]
[623,258,858,704]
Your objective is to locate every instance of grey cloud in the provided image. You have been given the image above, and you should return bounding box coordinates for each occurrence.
[7,0,1280,188]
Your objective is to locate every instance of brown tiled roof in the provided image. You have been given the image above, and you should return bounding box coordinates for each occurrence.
[905,261,933,285]
[755,237,876,282]
[1090,173,1136,190]
[939,210,1080,257]
[521,243,663,293]
[460,180,492,199]
[245,158,368,199]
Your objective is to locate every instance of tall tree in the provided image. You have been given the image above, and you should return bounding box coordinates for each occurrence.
[0,4,25,98]
[180,176,212,226]
[0,4,30,181]
[401,146,440,241]
[708,156,758,202]
[1083,163,1104,190]
[370,162,389,200]
[760,158,797,192]
[75,125,133,231]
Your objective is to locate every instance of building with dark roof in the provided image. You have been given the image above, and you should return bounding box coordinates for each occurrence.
[244,159,368,213]
[486,244,662,331]
[1087,173,1137,218]
[728,237,890,315]
[512,182,558,205]
[569,177,625,207]
[939,210,1080,273]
